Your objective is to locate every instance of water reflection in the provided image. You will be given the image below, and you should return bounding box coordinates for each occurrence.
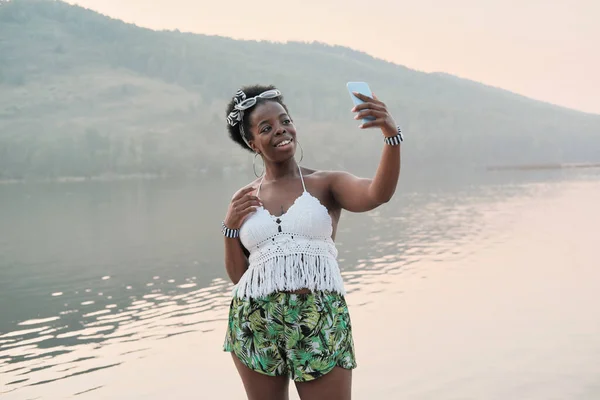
[0,278,231,392]
[1,168,597,396]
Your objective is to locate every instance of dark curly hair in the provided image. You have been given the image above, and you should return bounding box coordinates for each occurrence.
[225,84,291,152]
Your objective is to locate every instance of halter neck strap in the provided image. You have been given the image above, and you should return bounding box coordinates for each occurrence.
[256,174,266,197]
[256,165,306,197]
[298,165,306,192]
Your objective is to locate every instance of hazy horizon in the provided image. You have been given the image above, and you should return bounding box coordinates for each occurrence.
[63,0,600,115]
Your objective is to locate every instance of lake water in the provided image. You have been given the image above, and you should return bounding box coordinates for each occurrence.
[1,168,599,399]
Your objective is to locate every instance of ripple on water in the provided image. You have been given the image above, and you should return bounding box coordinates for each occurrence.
[0,326,51,338]
[1,276,232,394]
[17,317,61,326]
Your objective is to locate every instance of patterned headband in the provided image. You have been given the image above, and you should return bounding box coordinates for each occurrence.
[227,88,282,150]
[226,89,246,128]
[226,89,252,149]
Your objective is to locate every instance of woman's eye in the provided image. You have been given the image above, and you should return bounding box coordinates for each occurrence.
[283,119,291,125]
[261,126,271,133]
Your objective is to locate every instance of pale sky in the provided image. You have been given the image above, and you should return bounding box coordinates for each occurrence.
[67,0,600,115]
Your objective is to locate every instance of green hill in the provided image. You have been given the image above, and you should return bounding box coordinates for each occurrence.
[1,0,599,180]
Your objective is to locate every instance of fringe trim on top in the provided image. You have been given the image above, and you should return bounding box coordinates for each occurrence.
[233,253,345,299]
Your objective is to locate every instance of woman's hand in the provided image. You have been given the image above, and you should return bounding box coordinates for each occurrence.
[351,92,398,138]
[224,186,262,229]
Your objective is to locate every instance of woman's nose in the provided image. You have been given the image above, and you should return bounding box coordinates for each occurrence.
[274,125,286,135]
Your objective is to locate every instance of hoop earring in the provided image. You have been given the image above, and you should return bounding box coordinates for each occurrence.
[253,152,264,178]
[295,140,304,163]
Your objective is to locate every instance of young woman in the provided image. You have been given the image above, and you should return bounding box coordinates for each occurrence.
[222,85,402,400]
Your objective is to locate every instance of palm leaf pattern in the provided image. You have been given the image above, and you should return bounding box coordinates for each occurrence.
[223,291,356,382]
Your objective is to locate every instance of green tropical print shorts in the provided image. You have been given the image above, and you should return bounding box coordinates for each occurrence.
[223,290,357,382]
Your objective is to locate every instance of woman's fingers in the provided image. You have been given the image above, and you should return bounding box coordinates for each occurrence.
[359,117,387,129]
[352,91,384,105]
[354,109,387,121]
[227,191,261,228]
[351,102,386,113]
[348,92,397,132]
[236,197,262,212]
[239,205,258,218]
[232,185,256,201]
[234,194,261,207]
[353,92,384,105]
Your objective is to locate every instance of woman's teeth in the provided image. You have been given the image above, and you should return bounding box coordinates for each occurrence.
[276,139,291,147]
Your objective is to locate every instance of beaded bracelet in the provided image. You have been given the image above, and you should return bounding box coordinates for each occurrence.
[222,221,239,238]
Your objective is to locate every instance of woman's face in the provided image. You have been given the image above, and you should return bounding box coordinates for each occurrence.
[248,101,297,162]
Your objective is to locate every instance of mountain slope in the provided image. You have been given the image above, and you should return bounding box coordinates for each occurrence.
[0,0,599,180]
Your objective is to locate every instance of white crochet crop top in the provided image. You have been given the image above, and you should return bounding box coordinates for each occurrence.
[235,166,345,299]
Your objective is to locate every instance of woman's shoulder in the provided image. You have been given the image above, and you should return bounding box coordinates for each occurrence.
[301,168,354,193]
[301,167,327,182]
[301,167,351,182]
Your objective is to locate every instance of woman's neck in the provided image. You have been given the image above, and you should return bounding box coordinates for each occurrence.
[263,158,299,182]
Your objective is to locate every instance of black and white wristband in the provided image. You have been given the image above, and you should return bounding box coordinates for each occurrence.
[383,126,404,146]
[222,221,239,238]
